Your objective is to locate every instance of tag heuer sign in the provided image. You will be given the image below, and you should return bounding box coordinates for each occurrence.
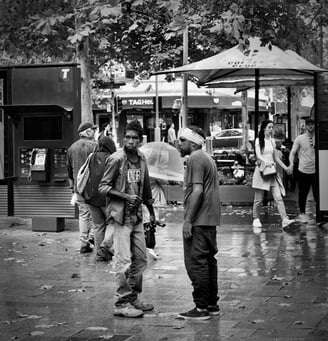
[122,98,154,109]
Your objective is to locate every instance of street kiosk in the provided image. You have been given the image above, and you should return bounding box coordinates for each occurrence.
[0,64,81,231]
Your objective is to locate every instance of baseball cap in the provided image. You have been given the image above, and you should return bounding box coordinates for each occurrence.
[305,118,315,124]
[78,121,97,133]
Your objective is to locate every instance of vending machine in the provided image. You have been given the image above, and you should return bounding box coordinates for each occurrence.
[0,64,81,231]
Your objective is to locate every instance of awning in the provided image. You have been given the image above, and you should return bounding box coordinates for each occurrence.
[0,104,73,114]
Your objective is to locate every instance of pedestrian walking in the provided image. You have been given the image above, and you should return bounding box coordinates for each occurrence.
[252,119,295,233]
[98,122,112,140]
[142,178,167,260]
[177,126,221,320]
[288,118,317,223]
[67,121,97,253]
[99,120,156,318]
[167,123,177,146]
[83,136,116,262]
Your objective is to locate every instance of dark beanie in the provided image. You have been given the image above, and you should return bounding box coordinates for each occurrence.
[98,136,116,154]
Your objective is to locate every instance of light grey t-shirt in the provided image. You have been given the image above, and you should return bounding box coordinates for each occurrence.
[293,133,315,174]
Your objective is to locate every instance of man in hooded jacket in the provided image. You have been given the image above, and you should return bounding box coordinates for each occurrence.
[83,136,117,261]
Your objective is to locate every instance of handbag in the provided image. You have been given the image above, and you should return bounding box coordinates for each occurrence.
[76,153,94,194]
[260,163,276,178]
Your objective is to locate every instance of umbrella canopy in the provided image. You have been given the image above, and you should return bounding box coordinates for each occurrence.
[206,75,314,89]
[154,37,325,86]
[140,142,185,182]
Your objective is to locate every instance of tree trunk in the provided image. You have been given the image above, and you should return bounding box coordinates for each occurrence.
[77,38,93,123]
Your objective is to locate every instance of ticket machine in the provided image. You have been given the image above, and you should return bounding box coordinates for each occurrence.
[0,64,81,231]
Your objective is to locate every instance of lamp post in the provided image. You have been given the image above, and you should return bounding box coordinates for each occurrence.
[180,27,188,130]
[154,75,161,142]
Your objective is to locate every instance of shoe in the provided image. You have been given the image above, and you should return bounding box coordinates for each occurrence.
[253,218,262,228]
[282,218,296,229]
[80,244,93,254]
[147,248,159,260]
[132,299,154,311]
[178,307,210,320]
[96,247,113,262]
[207,305,220,316]
[113,303,144,318]
[88,237,95,246]
[296,213,308,223]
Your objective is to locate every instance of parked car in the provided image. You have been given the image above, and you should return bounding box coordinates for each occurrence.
[212,129,255,151]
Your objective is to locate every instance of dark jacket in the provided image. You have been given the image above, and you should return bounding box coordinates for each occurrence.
[67,137,97,192]
[84,136,116,207]
[98,147,154,225]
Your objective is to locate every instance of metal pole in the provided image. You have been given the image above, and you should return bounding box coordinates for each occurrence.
[254,69,259,137]
[181,27,188,129]
[154,74,161,141]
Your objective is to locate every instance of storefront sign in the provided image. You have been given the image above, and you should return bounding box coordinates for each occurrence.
[122,98,154,109]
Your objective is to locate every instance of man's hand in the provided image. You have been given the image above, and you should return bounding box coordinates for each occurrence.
[149,213,156,225]
[126,194,142,209]
[183,221,192,239]
[286,165,293,176]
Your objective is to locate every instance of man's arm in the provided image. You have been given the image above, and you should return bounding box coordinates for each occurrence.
[287,138,300,175]
[183,183,203,239]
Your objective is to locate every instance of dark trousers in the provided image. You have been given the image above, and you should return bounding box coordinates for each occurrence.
[297,171,317,213]
[183,226,218,309]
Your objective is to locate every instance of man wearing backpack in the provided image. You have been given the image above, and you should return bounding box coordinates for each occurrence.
[67,121,97,254]
[84,136,116,261]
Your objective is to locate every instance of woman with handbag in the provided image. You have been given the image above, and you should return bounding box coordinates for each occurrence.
[252,120,295,232]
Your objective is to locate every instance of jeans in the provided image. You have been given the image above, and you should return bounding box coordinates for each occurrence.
[76,193,94,247]
[88,204,114,254]
[297,171,317,214]
[253,185,287,221]
[113,220,147,306]
[183,226,219,309]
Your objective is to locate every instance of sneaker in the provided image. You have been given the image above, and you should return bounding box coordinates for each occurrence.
[96,247,113,262]
[296,213,308,223]
[253,218,262,228]
[88,237,95,246]
[147,248,160,260]
[80,244,93,254]
[178,307,210,320]
[207,305,220,316]
[132,299,154,311]
[282,218,296,229]
[113,303,144,318]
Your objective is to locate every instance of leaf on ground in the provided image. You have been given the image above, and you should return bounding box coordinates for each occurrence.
[40,285,53,290]
[293,320,304,325]
[29,331,45,336]
[71,273,80,278]
[86,326,108,331]
[99,334,114,340]
[68,288,85,293]
[251,319,265,324]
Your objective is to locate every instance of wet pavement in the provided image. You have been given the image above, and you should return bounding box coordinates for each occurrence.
[0,199,328,341]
